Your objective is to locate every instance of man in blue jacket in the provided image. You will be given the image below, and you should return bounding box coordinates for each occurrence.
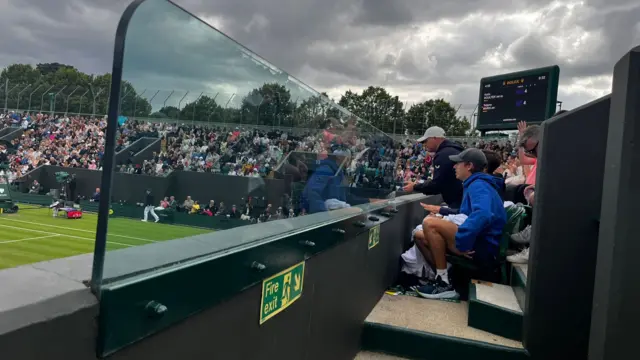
[403,127,464,209]
[413,148,507,300]
[301,146,363,213]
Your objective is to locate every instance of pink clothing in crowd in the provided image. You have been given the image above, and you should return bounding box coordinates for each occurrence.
[526,160,537,185]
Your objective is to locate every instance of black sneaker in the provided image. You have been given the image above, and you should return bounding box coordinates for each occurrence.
[413,276,459,300]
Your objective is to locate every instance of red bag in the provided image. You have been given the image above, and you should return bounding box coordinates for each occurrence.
[66,210,83,219]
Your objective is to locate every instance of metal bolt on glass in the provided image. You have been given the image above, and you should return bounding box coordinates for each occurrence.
[331,228,346,234]
[251,262,267,271]
[145,301,168,317]
[299,240,316,247]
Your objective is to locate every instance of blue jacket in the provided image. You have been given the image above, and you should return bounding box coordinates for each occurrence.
[454,172,507,253]
[414,140,464,208]
[440,174,505,216]
[301,158,349,213]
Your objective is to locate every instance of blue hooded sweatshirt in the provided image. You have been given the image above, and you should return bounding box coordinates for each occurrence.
[454,172,507,255]
[301,158,353,213]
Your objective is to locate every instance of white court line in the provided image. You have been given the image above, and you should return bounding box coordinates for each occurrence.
[0,217,157,243]
[0,234,60,244]
[0,224,133,247]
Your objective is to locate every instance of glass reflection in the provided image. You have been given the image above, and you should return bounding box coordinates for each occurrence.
[101,0,400,282]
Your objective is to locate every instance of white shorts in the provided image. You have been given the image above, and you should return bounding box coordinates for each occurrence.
[442,214,468,226]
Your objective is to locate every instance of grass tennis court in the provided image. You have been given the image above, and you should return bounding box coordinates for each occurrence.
[0,207,211,270]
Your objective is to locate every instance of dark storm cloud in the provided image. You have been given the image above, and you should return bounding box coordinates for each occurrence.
[1,0,639,110]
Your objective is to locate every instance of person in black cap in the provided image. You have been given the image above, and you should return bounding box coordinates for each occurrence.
[142,188,159,223]
[403,126,464,209]
[412,148,507,300]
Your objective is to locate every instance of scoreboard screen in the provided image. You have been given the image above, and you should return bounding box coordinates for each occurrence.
[477,66,559,130]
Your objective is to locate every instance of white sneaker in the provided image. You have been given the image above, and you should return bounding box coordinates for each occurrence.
[154,219,159,223]
[511,225,531,244]
[507,247,529,264]
[141,219,147,222]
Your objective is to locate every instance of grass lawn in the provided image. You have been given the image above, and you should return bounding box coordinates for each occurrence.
[0,206,211,270]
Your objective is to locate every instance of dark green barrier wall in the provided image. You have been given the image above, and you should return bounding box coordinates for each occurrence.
[25,166,285,208]
[105,198,429,360]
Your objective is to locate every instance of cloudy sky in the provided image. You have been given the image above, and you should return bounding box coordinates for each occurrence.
[2,0,639,119]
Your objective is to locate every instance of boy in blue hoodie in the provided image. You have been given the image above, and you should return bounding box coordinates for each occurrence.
[413,148,507,299]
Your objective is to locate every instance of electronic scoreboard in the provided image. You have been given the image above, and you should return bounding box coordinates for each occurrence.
[477,66,560,131]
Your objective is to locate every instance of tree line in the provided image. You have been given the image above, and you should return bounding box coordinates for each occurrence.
[1,63,471,136]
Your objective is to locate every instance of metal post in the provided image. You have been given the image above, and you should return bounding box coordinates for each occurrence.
[77,89,90,116]
[52,86,67,115]
[28,84,43,113]
[148,89,160,103]
[176,91,189,121]
[40,85,55,112]
[191,92,204,122]
[119,88,132,117]
[16,84,31,112]
[163,90,175,109]
[65,86,81,115]
[3,79,7,112]
[92,88,104,117]
[292,97,299,127]
[206,92,220,123]
[222,93,235,124]
[256,98,264,125]
[133,89,147,118]
[4,82,19,112]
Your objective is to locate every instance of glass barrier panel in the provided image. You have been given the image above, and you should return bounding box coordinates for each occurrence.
[100,0,402,283]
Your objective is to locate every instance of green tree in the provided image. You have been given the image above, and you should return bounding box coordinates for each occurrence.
[240,83,293,126]
[405,99,470,136]
[179,95,223,122]
[157,106,180,118]
[0,63,151,117]
[337,86,405,134]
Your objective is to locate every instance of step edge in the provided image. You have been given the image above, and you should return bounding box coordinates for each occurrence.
[363,320,527,351]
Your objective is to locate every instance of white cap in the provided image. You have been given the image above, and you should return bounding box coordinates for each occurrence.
[416,126,445,142]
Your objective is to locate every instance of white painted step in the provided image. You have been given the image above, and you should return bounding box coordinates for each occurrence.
[474,281,522,313]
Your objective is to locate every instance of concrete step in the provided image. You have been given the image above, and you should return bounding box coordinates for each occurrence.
[468,280,523,341]
[510,263,527,312]
[361,293,526,359]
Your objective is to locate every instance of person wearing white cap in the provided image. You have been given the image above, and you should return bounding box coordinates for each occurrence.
[403,126,464,209]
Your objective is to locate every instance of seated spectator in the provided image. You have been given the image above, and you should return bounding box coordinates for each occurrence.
[203,200,217,216]
[91,188,101,202]
[481,149,506,200]
[216,201,226,216]
[190,200,201,214]
[228,204,241,218]
[168,196,177,209]
[29,180,42,194]
[182,196,194,212]
[507,119,545,264]
[412,148,507,299]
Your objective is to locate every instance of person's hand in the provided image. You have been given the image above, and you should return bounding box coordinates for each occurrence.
[517,121,528,136]
[449,246,475,259]
[419,203,440,214]
[403,181,415,192]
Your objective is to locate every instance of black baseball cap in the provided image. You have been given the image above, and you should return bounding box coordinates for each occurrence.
[449,148,487,171]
